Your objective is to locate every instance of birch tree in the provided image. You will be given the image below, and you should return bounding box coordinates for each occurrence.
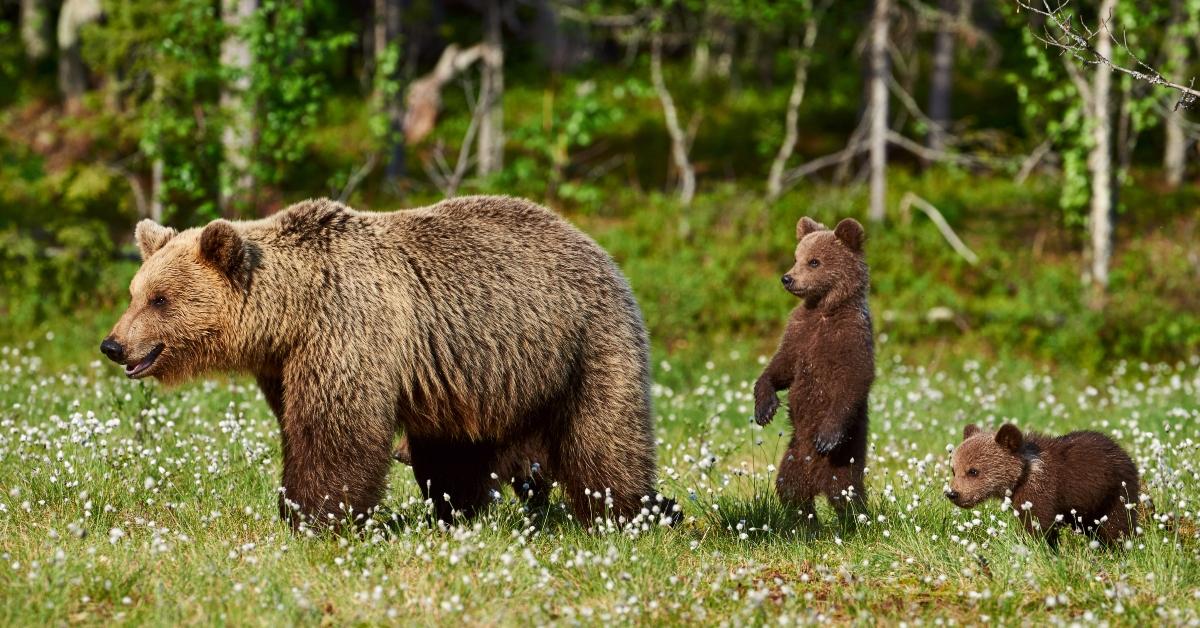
[868,0,891,222]
[476,0,505,176]
[220,0,257,213]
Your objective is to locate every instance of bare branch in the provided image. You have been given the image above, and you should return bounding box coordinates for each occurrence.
[337,153,379,203]
[1014,0,1200,109]
[767,7,824,200]
[650,32,696,206]
[899,192,980,265]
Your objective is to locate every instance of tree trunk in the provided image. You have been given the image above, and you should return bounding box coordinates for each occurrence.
[766,17,820,201]
[868,0,891,222]
[534,0,572,73]
[376,0,406,184]
[20,0,50,60]
[926,0,958,156]
[1086,0,1117,306]
[476,0,505,176]
[151,158,165,223]
[1163,0,1188,188]
[650,33,695,206]
[57,0,102,111]
[220,0,258,214]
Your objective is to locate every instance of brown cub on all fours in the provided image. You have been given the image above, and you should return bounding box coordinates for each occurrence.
[946,423,1140,548]
[754,217,874,522]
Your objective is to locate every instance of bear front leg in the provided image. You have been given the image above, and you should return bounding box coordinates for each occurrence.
[276,364,395,529]
[754,353,793,426]
[1016,503,1059,548]
[809,373,872,455]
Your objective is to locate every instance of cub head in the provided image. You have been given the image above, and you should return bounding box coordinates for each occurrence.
[944,423,1026,508]
[100,218,254,384]
[781,217,868,308]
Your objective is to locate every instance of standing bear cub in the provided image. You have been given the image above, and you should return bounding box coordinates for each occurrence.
[754,217,874,521]
[101,196,671,529]
[946,423,1139,547]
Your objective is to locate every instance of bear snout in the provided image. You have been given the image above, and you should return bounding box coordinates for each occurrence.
[100,337,126,364]
[781,274,794,287]
[943,489,960,504]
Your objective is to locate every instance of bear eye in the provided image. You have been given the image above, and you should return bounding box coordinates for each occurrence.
[967,468,979,477]
[150,295,168,308]
[808,258,820,268]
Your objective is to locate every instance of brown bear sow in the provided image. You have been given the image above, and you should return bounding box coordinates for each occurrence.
[946,424,1139,547]
[100,196,667,528]
[753,217,874,520]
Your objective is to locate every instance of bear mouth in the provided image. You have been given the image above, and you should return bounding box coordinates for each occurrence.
[125,344,164,379]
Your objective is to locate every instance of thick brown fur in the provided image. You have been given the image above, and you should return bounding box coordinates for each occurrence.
[103,196,663,528]
[947,423,1140,547]
[753,217,874,521]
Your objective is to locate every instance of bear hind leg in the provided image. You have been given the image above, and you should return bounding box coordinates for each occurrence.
[555,366,658,528]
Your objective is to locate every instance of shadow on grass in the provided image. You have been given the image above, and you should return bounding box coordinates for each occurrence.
[702,494,872,544]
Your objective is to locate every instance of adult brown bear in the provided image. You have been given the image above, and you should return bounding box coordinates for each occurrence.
[100,196,671,528]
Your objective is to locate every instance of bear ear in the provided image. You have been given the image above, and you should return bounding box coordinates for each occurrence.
[135,219,177,261]
[995,423,1023,452]
[199,220,246,279]
[962,424,980,441]
[796,217,825,240]
[834,218,865,252]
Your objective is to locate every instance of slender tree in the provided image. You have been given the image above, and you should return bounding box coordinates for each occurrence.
[20,0,51,60]
[375,0,407,184]
[1162,0,1192,188]
[220,0,257,214]
[927,0,967,155]
[477,0,505,176]
[57,0,103,111]
[1085,0,1117,304]
[868,0,891,222]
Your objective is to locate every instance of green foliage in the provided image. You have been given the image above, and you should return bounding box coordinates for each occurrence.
[0,139,134,324]
[83,0,225,223]
[242,0,355,187]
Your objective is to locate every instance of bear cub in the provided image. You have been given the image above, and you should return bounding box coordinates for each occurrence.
[946,423,1140,547]
[753,217,874,521]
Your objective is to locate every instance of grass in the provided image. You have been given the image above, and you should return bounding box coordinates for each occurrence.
[1,315,1198,625]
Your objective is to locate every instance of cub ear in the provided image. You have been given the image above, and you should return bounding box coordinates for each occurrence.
[199,220,246,278]
[995,423,1023,452]
[796,217,825,240]
[962,424,980,441]
[834,218,865,252]
[135,219,177,261]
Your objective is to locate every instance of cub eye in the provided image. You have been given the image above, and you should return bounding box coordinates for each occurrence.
[967,468,979,477]
[807,258,820,268]
[150,295,167,308]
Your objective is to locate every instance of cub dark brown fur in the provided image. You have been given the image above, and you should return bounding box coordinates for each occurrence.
[753,217,874,521]
[946,423,1140,547]
[102,196,669,529]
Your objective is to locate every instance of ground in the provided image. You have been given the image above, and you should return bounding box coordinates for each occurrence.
[0,319,1198,626]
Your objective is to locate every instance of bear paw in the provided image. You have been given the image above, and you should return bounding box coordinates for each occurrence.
[754,396,780,426]
[813,430,845,454]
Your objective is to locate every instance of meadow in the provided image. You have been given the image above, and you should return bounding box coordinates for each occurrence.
[2,309,1198,625]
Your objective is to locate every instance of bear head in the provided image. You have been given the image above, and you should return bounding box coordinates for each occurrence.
[100,218,255,384]
[945,423,1027,508]
[781,217,868,309]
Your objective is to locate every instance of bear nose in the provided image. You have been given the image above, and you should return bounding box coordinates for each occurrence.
[100,337,126,363]
[944,489,959,501]
[781,275,794,286]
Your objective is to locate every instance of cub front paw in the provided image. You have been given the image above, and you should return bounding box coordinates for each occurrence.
[754,396,780,426]
[813,430,845,454]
